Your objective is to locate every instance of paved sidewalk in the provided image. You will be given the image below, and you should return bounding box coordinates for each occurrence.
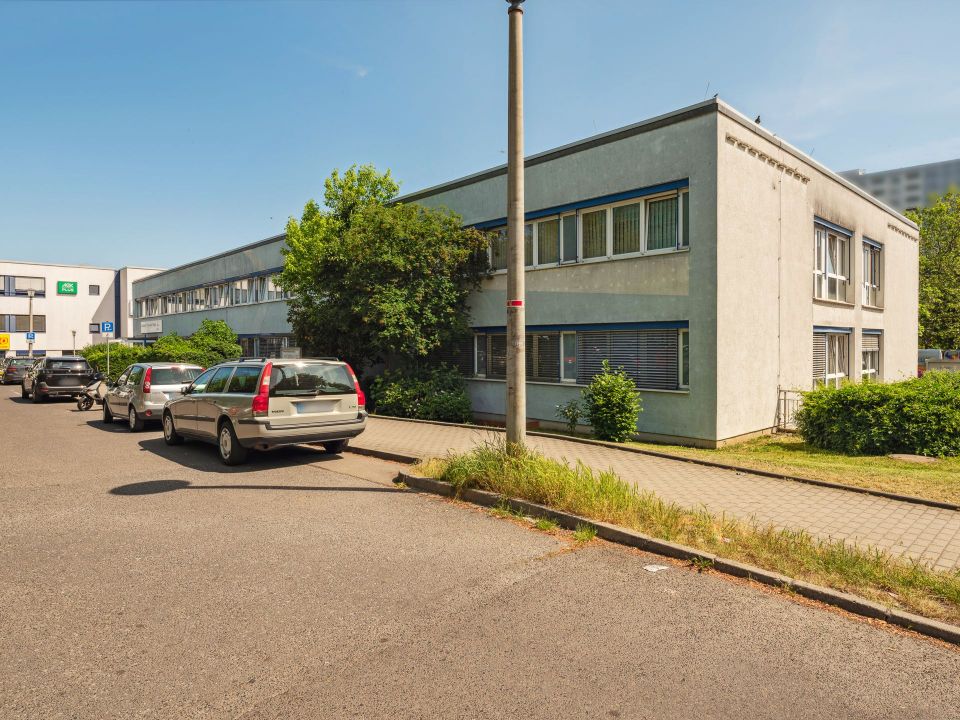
[353,417,960,572]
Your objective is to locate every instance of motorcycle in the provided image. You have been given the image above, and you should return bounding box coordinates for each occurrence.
[77,377,107,411]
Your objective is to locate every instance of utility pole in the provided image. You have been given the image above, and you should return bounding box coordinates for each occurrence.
[505,0,526,449]
[27,289,35,358]
[72,330,76,355]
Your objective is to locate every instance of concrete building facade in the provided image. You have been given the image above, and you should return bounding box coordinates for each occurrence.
[841,158,960,212]
[131,99,919,446]
[1,261,161,358]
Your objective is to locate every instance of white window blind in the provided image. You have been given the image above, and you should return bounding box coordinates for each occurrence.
[577,330,679,390]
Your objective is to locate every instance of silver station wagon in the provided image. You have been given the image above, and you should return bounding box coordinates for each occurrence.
[103,362,204,431]
[161,357,367,465]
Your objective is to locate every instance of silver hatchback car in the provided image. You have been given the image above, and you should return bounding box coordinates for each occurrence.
[161,357,367,465]
[103,363,205,431]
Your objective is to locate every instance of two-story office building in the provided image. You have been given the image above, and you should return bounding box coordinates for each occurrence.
[132,99,919,447]
[1,261,162,358]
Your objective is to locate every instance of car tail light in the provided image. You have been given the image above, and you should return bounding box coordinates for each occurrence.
[252,361,273,416]
[143,367,152,394]
[345,363,365,409]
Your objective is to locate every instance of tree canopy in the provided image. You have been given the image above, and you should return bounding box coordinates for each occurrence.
[279,164,489,371]
[908,191,960,349]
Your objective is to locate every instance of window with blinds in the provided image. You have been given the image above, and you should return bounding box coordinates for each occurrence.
[862,333,880,380]
[538,219,560,265]
[582,209,607,259]
[577,330,679,390]
[647,196,679,251]
[432,336,476,376]
[814,332,848,388]
[613,202,643,255]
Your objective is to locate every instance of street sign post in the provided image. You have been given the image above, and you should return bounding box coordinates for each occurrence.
[101,322,115,377]
[25,331,36,341]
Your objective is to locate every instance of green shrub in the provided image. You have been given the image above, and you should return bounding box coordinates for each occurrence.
[370,365,472,423]
[555,399,583,434]
[796,372,960,456]
[78,343,148,383]
[581,359,642,442]
[144,320,243,368]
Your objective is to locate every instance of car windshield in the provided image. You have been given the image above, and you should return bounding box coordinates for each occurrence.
[47,360,90,371]
[269,363,354,397]
[151,367,203,384]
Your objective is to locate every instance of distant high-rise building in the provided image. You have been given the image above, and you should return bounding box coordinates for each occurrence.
[841,158,960,212]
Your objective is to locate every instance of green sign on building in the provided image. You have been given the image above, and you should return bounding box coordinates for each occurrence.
[57,281,78,295]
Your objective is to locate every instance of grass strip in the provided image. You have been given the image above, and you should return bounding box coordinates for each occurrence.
[415,442,960,625]
[625,434,960,506]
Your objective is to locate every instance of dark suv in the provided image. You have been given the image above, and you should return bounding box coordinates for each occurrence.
[22,356,98,402]
[2,358,35,385]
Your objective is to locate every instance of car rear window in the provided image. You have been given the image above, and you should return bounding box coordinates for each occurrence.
[226,366,262,394]
[151,367,203,385]
[47,360,91,371]
[269,363,354,397]
[10,359,33,367]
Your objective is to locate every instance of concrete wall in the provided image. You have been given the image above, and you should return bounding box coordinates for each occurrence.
[118,267,164,339]
[414,110,719,442]
[715,108,919,441]
[132,236,289,338]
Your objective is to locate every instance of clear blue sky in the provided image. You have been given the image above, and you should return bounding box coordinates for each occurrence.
[1,0,956,268]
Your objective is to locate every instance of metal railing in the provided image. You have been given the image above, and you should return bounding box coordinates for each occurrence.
[776,388,803,431]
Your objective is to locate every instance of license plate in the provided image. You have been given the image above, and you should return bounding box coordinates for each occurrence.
[294,399,338,414]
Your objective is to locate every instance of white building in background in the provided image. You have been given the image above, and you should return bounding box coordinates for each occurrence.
[841,158,960,212]
[0,261,162,358]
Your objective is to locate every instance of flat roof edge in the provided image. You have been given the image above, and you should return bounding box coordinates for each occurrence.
[716,102,919,230]
[133,233,288,285]
[395,99,719,204]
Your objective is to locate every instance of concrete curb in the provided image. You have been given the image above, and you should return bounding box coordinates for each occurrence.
[396,470,960,647]
[367,414,960,512]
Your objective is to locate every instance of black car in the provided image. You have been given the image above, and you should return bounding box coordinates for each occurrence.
[1,358,35,385]
[22,356,98,402]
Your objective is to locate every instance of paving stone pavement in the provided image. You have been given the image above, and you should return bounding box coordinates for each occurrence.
[353,417,960,572]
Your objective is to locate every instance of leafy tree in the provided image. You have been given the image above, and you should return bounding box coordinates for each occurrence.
[280,164,489,371]
[908,191,960,349]
[145,320,242,367]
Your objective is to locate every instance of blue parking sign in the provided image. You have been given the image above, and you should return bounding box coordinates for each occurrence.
[25,331,36,341]
[101,321,114,334]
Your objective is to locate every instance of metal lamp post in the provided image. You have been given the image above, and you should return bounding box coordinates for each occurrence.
[505,0,527,449]
[27,289,35,358]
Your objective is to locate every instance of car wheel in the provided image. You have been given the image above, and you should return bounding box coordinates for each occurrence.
[102,402,113,424]
[322,439,349,454]
[21,384,28,399]
[162,412,184,446]
[32,387,44,403]
[218,421,248,466]
[128,406,145,432]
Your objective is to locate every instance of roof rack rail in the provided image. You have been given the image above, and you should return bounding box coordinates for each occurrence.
[223,356,271,363]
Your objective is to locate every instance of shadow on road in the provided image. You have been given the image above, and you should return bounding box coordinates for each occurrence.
[135,436,350,474]
[109,479,402,496]
[84,419,137,434]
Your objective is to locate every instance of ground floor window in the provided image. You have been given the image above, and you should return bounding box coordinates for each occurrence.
[444,325,689,391]
[237,335,293,359]
[862,332,881,380]
[813,332,848,388]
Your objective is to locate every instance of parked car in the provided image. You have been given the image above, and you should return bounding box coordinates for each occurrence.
[2,358,36,385]
[161,357,366,465]
[102,362,204,431]
[21,356,99,402]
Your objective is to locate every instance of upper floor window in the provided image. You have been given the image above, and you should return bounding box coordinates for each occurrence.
[862,241,882,307]
[813,225,849,303]
[487,188,689,271]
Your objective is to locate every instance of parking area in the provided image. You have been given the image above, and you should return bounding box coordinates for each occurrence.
[2,386,959,719]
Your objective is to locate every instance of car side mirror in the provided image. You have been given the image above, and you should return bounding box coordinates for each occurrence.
[182,385,192,395]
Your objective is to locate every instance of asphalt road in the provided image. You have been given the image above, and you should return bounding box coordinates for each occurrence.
[1,385,958,719]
